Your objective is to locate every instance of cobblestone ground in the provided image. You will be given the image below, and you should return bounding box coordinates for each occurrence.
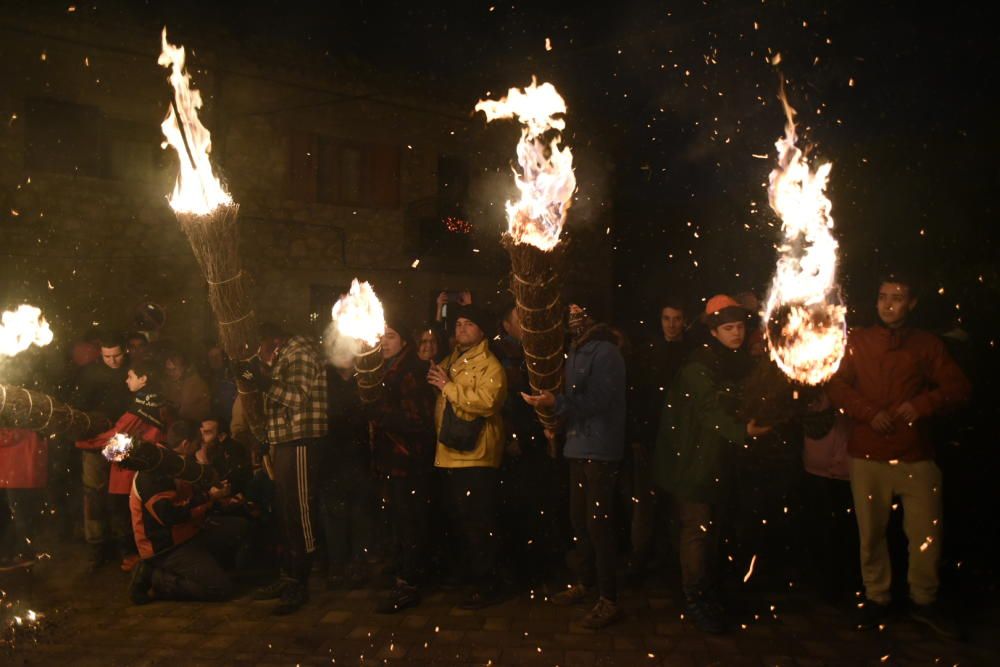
[3,544,997,666]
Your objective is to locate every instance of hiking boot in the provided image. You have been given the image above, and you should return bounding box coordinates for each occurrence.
[909,601,960,640]
[581,597,624,629]
[273,581,308,615]
[551,583,591,606]
[459,585,502,610]
[129,559,154,605]
[854,598,891,631]
[376,583,421,614]
[683,598,727,634]
[252,578,290,601]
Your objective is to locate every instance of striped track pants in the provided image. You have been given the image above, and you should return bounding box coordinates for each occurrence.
[272,438,323,583]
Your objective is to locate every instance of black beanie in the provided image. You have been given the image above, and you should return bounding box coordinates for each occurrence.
[384,317,414,349]
[452,304,489,332]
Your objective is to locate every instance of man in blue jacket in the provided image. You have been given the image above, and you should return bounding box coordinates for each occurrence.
[523,303,626,629]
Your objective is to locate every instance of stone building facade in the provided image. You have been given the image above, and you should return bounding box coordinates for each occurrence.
[1,10,613,357]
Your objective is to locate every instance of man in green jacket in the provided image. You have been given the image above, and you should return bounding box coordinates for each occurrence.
[653,295,770,634]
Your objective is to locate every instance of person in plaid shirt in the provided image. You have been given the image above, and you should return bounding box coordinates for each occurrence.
[239,322,328,615]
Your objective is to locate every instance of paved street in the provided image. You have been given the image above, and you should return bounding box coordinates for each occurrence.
[3,544,997,666]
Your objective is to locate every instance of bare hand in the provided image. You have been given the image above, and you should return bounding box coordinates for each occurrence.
[427,364,449,390]
[870,410,895,435]
[436,291,449,307]
[209,481,231,500]
[521,390,556,409]
[894,402,919,424]
[746,419,772,438]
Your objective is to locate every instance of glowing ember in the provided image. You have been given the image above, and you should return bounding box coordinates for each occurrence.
[475,78,576,251]
[102,433,136,463]
[331,279,385,348]
[762,86,847,386]
[0,305,54,359]
[158,27,233,215]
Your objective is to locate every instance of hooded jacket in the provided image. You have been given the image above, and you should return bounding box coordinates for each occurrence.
[653,341,752,503]
[434,338,507,469]
[826,324,971,462]
[557,324,627,461]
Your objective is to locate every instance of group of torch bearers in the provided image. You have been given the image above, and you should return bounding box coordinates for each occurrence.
[0,28,974,639]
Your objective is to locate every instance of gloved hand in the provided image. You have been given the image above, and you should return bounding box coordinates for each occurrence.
[236,356,271,392]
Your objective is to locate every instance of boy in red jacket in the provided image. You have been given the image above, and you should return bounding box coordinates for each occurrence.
[828,273,971,637]
[78,359,169,571]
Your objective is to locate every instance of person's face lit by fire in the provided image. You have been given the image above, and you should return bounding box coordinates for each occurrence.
[101,345,125,370]
[164,357,186,382]
[417,330,438,361]
[502,309,523,341]
[661,307,685,342]
[258,338,283,367]
[711,321,746,350]
[126,369,148,392]
[454,317,485,348]
[127,336,147,358]
[877,282,916,329]
[380,327,405,359]
[200,419,221,446]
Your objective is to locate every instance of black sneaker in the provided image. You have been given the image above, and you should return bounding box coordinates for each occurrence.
[376,583,421,614]
[129,559,154,605]
[854,598,891,630]
[253,578,290,601]
[273,581,308,615]
[683,598,727,635]
[459,586,502,610]
[909,601,960,640]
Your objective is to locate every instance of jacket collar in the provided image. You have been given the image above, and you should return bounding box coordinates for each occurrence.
[450,338,489,365]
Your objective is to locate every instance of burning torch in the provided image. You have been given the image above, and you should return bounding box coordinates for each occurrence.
[475,78,576,431]
[330,279,386,404]
[158,28,265,443]
[761,84,847,388]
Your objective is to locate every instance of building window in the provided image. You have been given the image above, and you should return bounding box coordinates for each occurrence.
[289,131,399,208]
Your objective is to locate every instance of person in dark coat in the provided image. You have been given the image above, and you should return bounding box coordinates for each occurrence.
[369,320,437,613]
[652,295,771,634]
[523,303,627,629]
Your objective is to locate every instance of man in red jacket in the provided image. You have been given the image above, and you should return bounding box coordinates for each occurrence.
[827,273,971,637]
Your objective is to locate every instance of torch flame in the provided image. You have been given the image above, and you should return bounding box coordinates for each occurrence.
[158,27,232,215]
[331,279,385,348]
[0,305,54,359]
[475,78,576,251]
[762,86,847,386]
[102,433,136,463]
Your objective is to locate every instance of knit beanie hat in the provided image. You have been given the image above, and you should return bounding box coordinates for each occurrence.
[452,304,489,332]
[704,294,748,328]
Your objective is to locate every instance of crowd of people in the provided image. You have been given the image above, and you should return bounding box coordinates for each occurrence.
[0,274,972,636]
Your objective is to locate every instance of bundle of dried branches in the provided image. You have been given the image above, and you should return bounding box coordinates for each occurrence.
[105,437,217,485]
[355,342,385,404]
[176,203,265,442]
[505,235,566,430]
[0,383,110,440]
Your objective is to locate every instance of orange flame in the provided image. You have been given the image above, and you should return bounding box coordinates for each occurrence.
[102,433,135,463]
[158,27,232,215]
[475,78,576,251]
[0,305,54,359]
[762,87,847,386]
[331,279,385,348]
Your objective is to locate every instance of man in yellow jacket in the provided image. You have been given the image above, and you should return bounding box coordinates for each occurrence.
[427,304,507,609]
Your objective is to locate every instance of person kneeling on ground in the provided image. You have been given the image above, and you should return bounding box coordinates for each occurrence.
[129,421,248,604]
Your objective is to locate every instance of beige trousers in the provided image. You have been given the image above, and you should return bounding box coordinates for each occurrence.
[849,457,942,605]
